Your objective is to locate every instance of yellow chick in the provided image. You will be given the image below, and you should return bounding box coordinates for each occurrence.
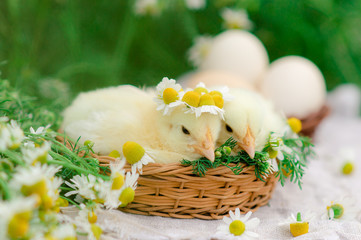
[62,85,221,163]
[217,88,285,158]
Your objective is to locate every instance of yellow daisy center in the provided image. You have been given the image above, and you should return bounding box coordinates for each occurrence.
[122,141,145,164]
[119,187,135,207]
[268,149,278,159]
[342,162,354,175]
[199,93,215,106]
[212,95,224,108]
[90,224,103,240]
[41,194,54,210]
[182,91,201,107]
[162,88,179,104]
[194,87,209,95]
[209,90,223,97]
[88,210,98,224]
[111,172,125,190]
[32,152,48,165]
[63,237,77,240]
[287,118,302,133]
[290,222,309,237]
[229,220,245,236]
[21,179,47,197]
[8,215,29,238]
[327,203,344,219]
[108,150,121,158]
[55,197,69,207]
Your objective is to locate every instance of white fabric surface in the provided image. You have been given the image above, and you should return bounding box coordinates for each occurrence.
[65,84,361,240]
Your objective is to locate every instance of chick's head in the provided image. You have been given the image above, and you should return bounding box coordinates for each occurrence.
[159,106,222,162]
[218,89,267,159]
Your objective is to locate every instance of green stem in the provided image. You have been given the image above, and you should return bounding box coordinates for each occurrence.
[0,178,11,200]
[59,195,80,208]
[297,212,302,222]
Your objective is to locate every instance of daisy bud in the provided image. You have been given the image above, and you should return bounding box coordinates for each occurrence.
[88,210,98,224]
[111,172,125,190]
[342,162,354,175]
[194,86,209,95]
[119,187,135,207]
[84,140,94,148]
[108,150,121,158]
[287,117,302,134]
[162,88,179,104]
[90,224,102,240]
[223,146,232,155]
[122,141,145,165]
[182,91,201,107]
[199,93,215,106]
[212,95,224,109]
[209,90,223,97]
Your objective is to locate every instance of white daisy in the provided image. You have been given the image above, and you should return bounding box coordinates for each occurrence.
[0,120,24,150]
[21,141,52,165]
[322,196,358,221]
[268,133,293,161]
[0,196,37,240]
[184,0,206,10]
[65,174,102,201]
[154,77,184,115]
[221,8,253,30]
[122,141,155,174]
[29,124,51,135]
[217,209,260,239]
[188,35,214,67]
[134,0,160,16]
[10,164,61,196]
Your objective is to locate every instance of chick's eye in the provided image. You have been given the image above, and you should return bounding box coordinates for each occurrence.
[225,124,233,133]
[182,126,190,135]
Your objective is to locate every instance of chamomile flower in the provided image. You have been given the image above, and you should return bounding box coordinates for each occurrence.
[221,8,253,30]
[10,164,61,198]
[217,209,260,239]
[65,174,102,202]
[184,0,206,10]
[29,124,51,135]
[337,147,355,175]
[21,141,52,165]
[322,197,358,221]
[134,0,161,16]
[154,77,184,115]
[0,119,24,150]
[267,133,293,161]
[118,170,139,207]
[188,35,214,67]
[182,85,225,119]
[279,211,315,237]
[0,196,37,240]
[122,141,154,174]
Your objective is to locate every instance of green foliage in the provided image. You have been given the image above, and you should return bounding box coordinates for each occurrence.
[0,0,360,103]
[181,137,272,180]
[182,133,314,189]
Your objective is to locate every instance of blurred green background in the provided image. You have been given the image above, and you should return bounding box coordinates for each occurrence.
[1,0,361,110]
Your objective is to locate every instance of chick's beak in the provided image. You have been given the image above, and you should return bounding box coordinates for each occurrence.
[236,126,256,159]
[191,128,215,162]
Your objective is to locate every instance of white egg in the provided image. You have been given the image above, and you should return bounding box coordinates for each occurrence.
[260,56,327,118]
[184,70,255,91]
[200,30,269,85]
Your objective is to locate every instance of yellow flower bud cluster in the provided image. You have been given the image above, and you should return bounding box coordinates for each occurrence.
[182,89,224,109]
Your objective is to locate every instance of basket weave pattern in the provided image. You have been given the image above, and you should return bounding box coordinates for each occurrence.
[58,136,277,220]
[97,156,277,220]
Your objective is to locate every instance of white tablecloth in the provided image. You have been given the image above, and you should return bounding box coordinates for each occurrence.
[67,84,361,240]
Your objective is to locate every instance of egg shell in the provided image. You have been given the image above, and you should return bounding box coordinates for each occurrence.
[200,30,269,85]
[260,56,327,118]
[184,70,255,91]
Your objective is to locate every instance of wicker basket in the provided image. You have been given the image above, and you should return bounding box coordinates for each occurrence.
[299,105,330,137]
[57,136,278,220]
[97,155,277,220]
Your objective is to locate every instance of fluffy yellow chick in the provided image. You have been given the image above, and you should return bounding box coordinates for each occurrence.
[62,85,221,163]
[218,88,285,158]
